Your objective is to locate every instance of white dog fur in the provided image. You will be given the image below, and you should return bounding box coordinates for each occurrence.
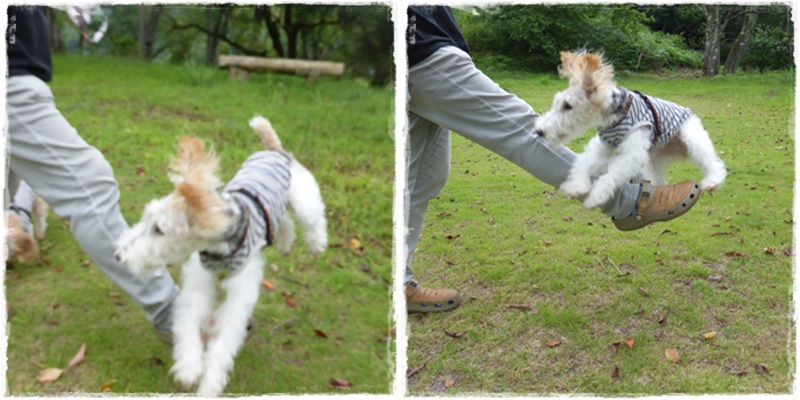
[115,116,327,396]
[535,51,726,209]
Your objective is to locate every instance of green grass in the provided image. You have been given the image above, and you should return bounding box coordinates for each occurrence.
[406,70,794,395]
[5,55,394,395]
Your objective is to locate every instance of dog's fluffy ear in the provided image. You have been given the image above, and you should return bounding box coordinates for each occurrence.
[175,181,233,236]
[559,51,615,100]
[168,136,222,190]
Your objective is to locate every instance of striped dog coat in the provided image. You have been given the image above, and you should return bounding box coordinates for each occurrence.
[598,87,692,150]
[199,151,291,272]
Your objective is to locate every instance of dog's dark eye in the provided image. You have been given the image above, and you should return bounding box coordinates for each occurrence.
[153,225,164,236]
[562,102,573,111]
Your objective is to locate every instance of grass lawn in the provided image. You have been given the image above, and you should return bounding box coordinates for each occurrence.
[406,69,794,395]
[4,55,394,395]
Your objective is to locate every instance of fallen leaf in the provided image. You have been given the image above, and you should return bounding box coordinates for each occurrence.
[314,329,328,339]
[543,241,553,246]
[270,264,280,272]
[638,287,650,296]
[755,364,770,374]
[329,378,351,389]
[764,247,777,255]
[707,275,724,282]
[262,279,275,292]
[563,216,573,221]
[438,212,452,217]
[136,165,146,177]
[100,379,118,392]
[665,348,680,363]
[658,315,667,324]
[729,369,749,377]
[35,368,63,383]
[444,376,455,388]
[506,304,531,310]
[406,363,426,379]
[445,234,461,240]
[283,293,297,308]
[544,339,561,348]
[725,251,745,257]
[348,238,363,251]
[149,356,164,366]
[67,343,87,368]
[702,331,717,340]
[107,292,120,298]
[624,337,635,350]
[712,232,733,236]
[611,366,620,378]
[611,341,621,353]
[443,330,466,338]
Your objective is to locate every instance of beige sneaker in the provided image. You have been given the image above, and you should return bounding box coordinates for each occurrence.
[614,180,701,231]
[405,280,461,313]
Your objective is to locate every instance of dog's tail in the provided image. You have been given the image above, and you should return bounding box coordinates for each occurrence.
[249,115,283,151]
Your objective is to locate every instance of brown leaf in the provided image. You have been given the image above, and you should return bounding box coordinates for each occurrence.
[506,304,531,310]
[544,339,561,348]
[542,241,553,246]
[638,287,650,296]
[611,341,621,353]
[348,238,363,253]
[107,292,120,298]
[136,165,146,177]
[658,315,667,324]
[729,369,749,377]
[67,343,87,368]
[262,279,275,292]
[100,379,118,392]
[702,331,717,340]
[270,264,280,272]
[624,337,634,350]
[283,293,297,308]
[314,329,328,339]
[443,330,466,339]
[35,368,63,383]
[438,212,452,217]
[445,234,461,240]
[406,363,426,379]
[725,251,745,257]
[712,232,733,236]
[665,348,680,363]
[707,275,724,282]
[329,378,351,389]
[563,216,573,221]
[444,376,455,388]
[755,364,770,374]
[764,247,777,255]
[611,366,620,378]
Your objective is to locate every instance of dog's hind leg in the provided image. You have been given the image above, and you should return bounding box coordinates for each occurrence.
[196,254,264,396]
[679,116,726,191]
[171,253,216,389]
[275,215,297,255]
[288,160,328,254]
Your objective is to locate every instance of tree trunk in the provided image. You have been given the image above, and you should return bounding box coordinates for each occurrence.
[138,5,163,60]
[46,8,65,53]
[723,6,758,74]
[700,5,722,76]
[258,6,285,58]
[205,7,229,66]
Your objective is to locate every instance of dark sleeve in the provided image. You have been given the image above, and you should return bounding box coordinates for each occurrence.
[7,6,53,82]
[407,6,470,68]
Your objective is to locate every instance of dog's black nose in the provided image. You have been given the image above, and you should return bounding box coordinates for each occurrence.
[534,130,544,137]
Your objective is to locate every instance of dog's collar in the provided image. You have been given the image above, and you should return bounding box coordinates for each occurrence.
[607,88,633,130]
[199,194,248,260]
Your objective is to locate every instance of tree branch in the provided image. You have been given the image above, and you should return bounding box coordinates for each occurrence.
[164,12,266,57]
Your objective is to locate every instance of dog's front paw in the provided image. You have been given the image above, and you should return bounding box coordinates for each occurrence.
[582,186,614,210]
[196,369,228,397]
[560,179,591,199]
[171,358,205,389]
[700,176,725,192]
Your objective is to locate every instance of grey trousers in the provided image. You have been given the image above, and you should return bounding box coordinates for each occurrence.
[5,75,178,330]
[405,46,641,284]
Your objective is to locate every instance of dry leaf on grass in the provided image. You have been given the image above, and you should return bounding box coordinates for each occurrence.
[624,337,635,350]
[35,368,63,383]
[329,378,351,389]
[755,364,770,374]
[282,293,297,308]
[506,304,532,310]
[314,329,328,339]
[406,363,426,379]
[665,348,680,363]
[68,343,87,368]
[611,366,620,378]
[100,379,118,392]
[702,331,717,340]
[611,341,621,353]
[443,330,467,338]
[544,339,561,348]
[444,376,455,388]
[262,279,275,292]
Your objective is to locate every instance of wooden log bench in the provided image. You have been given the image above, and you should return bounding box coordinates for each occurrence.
[218,55,345,82]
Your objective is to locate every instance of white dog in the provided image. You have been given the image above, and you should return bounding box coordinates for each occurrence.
[115,116,327,396]
[535,51,726,209]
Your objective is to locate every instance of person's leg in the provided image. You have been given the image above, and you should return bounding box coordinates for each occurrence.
[7,180,37,234]
[408,46,641,219]
[6,75,179,331]
[404,113,461,312]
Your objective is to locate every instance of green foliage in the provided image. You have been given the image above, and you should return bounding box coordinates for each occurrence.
[456,5,701,73]
[741,26,795,72]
